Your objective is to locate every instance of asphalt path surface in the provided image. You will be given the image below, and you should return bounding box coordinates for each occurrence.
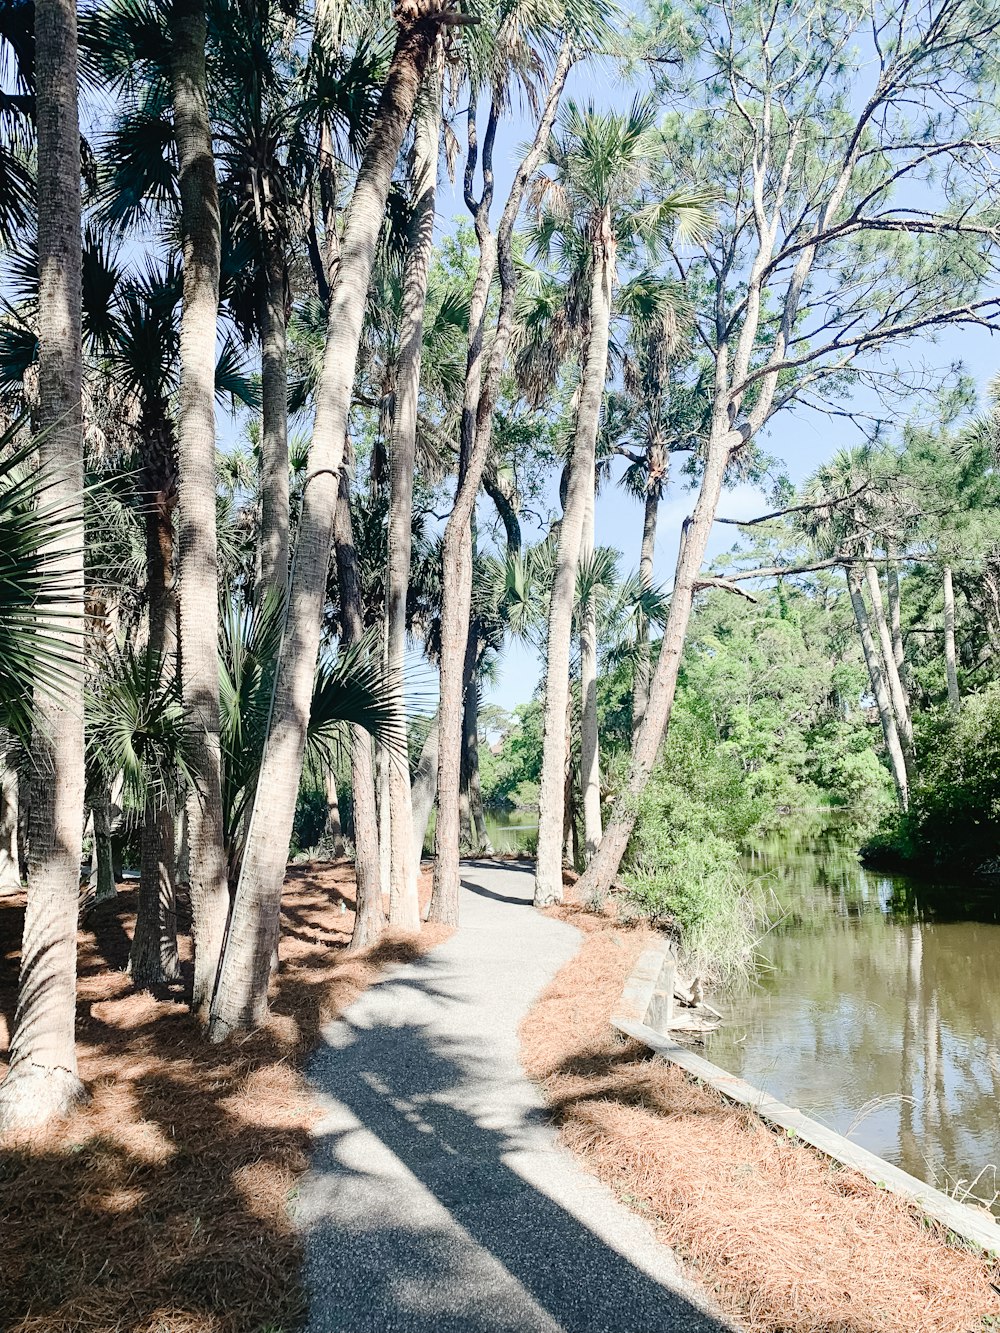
[297,860,732,1332]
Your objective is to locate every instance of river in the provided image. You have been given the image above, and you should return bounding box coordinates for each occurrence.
[702,817,1000,1215]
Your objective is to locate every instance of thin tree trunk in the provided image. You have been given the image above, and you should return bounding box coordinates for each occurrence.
[333,472,384,950]
[864,558,913,771]
[848,568,909,809]
[386,51,441,928]
[258,238,289,601]
[576,425,733,904]
[208,6,443,1038]
[429,41,574,926]
[535,222,614,906]
[463,660,492,855]
[89,797,116,904]
[0,739,21,892]
[580,468,602,861]
[170,0,229,1020]
[943,564,960,714]
[323,766,346,857]
[0,0,86,1128]
[130,417,180,986]
[410,712,438,866]
[631,452,664,742]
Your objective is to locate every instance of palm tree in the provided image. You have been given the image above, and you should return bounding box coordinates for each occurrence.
[208,0,470,1038]
[385,47,443,930]
[0,0,87,1129]
[529,97,711,905]
[169,0,231,1019]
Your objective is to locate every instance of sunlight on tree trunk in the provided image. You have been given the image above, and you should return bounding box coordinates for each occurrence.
[0,0,86,1129]
[631,455,663,742]
[864,558,913,771]
[323,765,346,857]
[410,711,438,868]
[386,51,441,928]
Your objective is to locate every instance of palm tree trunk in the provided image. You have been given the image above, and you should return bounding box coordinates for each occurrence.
[258,237,289,601]
[170,0,229,1020]
[386,52,441,930]
[0,0,86,1129]
[410,711,438,865]
[575,424,733,904]
[580,470,602,861]
[631,452,664,742]
[323,765,346,856]
[943,564,960,714]
[864,559,913,771]
[377,738,392,899]
[535,223,614,907]
[429,41,574,925]
[848,567,909,809]
[462,656,492,855]
[333,471,384,949]
[130,415,180,986]
[207,7,442,1038]
[0,739,21,892]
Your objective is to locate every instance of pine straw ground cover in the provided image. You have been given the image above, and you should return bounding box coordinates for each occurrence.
[0,863,445,1333]
[522,898,1000,1333]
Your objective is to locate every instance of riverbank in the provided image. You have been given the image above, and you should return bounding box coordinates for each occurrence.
[0,863,444,1333]
[523,891,1000,1333]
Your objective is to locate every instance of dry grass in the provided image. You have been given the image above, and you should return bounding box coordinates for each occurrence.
[0,863,445,1333]
[522,899,1000,1333]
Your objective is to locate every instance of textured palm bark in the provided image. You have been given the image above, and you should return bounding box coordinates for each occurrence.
[88,795,117,903]
[0,0,86,1129]
[333,473,384,951]
[943,565,960,714]
[631,451,664,742]
[386,55,441,929]
[580,471,602,861]
[258,239,289,601]
[848,567,909,810]
[535,230,613,906]
[130,411,180,986]
[323,766,346,857]
[0,741,21,891]
[575,428,734,904]
[206,11,441,1037]
[409,712,438,865]
[430,41,574,926]
[864,559,913,772]
[170,0,229,1019]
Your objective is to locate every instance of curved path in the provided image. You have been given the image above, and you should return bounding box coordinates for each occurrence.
[298,860,731,1332]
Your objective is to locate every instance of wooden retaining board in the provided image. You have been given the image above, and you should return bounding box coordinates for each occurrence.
[612,948,1000,1259]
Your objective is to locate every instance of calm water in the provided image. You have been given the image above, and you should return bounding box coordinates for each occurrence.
[704,819,1000,1213]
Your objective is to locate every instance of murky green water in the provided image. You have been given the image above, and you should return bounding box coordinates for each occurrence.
[703,818,1000,1214]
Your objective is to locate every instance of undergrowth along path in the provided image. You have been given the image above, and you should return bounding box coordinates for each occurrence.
[298,860,730,1333]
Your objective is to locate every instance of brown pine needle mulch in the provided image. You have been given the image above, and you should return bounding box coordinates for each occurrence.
[522,899,1000,1333]
[0,863,446,1333]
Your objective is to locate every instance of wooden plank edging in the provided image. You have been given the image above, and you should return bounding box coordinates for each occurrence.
[612,942,1000,1258]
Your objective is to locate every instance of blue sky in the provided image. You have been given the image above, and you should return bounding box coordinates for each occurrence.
[426,58,1000,715]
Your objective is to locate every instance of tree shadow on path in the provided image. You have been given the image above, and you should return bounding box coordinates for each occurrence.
[302,957,729,1333]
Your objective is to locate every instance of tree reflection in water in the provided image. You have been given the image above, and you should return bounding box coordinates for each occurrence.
[706,818,1000,1213]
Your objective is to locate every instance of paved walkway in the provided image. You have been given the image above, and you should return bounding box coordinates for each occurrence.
[298,861,731,1332]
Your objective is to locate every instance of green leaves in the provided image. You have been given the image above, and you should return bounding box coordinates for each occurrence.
[0,427,84,744]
